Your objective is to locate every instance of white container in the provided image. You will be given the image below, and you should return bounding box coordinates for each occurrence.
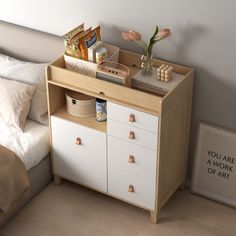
[95,47,108,64]
[88,41,103,62]
[65,90,95,117]
[64,43,120,77]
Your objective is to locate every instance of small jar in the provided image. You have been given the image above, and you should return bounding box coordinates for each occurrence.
[95,47,108,64]
[96,98,107,122]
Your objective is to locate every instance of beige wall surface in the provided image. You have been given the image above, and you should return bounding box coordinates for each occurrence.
[0,0,235,179]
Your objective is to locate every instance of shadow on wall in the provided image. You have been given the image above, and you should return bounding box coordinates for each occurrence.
[174,24,208,63]
[100,22,209,63]
[100,22,151,55]
[188,68,236,180]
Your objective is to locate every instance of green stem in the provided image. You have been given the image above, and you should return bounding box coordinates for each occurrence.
[134,40,148,51]
[147,43,155,58]
[139,39,148,49]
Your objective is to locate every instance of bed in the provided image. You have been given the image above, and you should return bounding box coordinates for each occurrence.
[0,20,64,225]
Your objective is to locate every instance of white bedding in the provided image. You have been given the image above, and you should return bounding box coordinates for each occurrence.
[0,118,50,171]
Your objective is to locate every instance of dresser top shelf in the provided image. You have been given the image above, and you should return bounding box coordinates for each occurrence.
[47,49,193,116]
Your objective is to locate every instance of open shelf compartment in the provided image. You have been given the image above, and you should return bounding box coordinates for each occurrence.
[46,49,193,116]
[52,105,106,133]
[47,82,107,133]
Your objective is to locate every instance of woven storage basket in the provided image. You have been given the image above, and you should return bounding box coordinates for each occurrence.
[65,90,95,117]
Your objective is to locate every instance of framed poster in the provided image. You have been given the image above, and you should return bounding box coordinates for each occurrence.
[191,121,236,207]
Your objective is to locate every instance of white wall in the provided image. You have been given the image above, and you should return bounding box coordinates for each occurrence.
[1,0,236,178]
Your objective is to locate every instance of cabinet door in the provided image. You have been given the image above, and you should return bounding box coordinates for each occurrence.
[51,116,107,192]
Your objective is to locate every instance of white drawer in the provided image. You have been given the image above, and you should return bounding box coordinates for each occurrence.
[107,101,158,133]
[108,119,157,150]
[51,116,107,192]
[108,136,157,180]
[108,166,156,210]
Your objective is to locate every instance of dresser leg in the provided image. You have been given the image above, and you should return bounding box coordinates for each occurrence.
[150,209,160,223]
[54,175,62,186]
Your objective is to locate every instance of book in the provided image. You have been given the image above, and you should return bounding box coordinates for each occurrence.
[132,68,184,95]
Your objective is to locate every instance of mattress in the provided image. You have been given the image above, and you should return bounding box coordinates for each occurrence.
[0,118,50,171]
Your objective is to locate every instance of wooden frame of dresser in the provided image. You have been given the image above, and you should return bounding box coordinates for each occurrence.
[46,50,194,223]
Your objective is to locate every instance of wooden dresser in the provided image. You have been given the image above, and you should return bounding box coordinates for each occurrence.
[46,50,194,223]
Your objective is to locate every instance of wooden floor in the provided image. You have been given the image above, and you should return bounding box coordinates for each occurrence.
[0,181,236,236]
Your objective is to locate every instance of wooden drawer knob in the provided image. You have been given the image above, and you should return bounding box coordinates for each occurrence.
[75,137,81,145]
[128,185,134,193]
[128,155,135,163]
[129,114,136,122]
[129,131,135,139]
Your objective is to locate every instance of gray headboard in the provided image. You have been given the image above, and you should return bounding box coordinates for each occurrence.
[0,21,64,63]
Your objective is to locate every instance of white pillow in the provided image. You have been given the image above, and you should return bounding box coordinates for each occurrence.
[0,77,36,132]
[0,53,48,125]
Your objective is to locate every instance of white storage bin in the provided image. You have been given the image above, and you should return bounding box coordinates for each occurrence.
[64,43,119,77]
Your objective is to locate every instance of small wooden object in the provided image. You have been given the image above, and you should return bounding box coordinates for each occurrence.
[54,175,63,186]
[128,155,135,163]
[128,185,134,192]
[75,137,81,145]
[129,131,135,139]
[129,114,135,122]
[157,64,173,82]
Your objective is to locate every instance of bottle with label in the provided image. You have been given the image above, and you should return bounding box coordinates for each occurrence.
[95,47,108,64]
[96,98,107,122]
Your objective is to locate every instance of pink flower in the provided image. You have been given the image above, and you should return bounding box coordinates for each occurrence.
[122,30,142,41]
[157,28,171,40]
[121,26,172,55]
